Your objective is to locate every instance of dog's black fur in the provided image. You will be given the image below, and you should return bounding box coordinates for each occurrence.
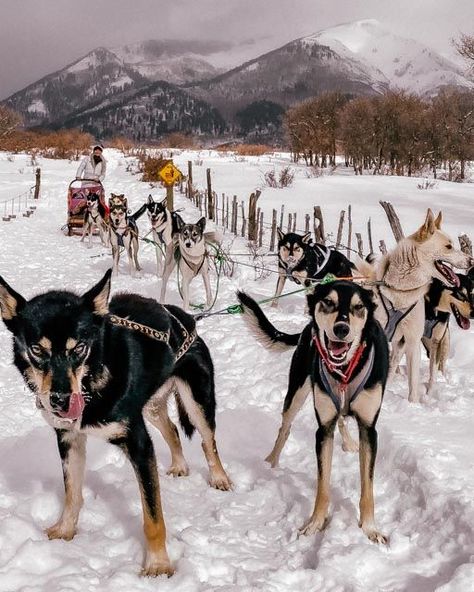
[238,282,389,542]
[273,230,354,305]
[0,270,230,577]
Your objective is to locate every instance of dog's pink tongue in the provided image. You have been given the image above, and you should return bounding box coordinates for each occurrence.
[460,316,470,330]
[57,392,85,420]
[329,341,350,356]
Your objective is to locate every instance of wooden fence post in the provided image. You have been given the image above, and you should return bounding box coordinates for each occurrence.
[241,201,247,237]
[355,232,363,257]
[187,160,193,199]
[292,212,297,232]
[379,201,404,241]
[206,168,214,220]
[313,206,326,244]
[34,168,41,200]
[347,204,352,260]
[287,213,292,233]
[367,218,374,253]
[305,214,310,234]
[166,184,174,212]
[248,190,261,242]
[259,211,264,247]
[270,209,277,251]
[335,210,345,250]
[458,234,473,255]
[280,205,285,230]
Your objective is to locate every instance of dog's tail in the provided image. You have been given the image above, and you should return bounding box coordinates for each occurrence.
[131,203,148,221]
[175,393,196,438]
[236,291,300,351]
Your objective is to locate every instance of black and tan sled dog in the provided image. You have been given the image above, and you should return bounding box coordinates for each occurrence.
[238,281,389,543]
[0,270,231,577]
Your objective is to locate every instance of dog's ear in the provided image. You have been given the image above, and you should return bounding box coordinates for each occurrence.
[82,269,112,316]
[302,232,312,245]
[173,212,185,233]
[277,227,284,242]
[412,209,436,242]
[0,276,26,331]
[434,211,442,229]
[147,194,154,205]
[196,217,206,234]
[160,197,168,208]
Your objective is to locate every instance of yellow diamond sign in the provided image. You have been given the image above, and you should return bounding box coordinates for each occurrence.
[159,162,182,186]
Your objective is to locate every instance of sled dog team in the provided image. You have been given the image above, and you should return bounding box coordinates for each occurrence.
[0,208,473,577]
[81,193,216,310]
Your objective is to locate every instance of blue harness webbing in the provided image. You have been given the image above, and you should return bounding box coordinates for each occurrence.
[318,344,375,414]
[379,291,417,341]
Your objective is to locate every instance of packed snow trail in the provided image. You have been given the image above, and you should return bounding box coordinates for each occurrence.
[0,151,472,592]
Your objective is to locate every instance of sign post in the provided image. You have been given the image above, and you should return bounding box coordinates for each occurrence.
[159,161,182,211]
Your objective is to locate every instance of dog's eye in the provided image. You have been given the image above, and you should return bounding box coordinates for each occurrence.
[73,342,88,356]
[30,344,45,358]
[446,244,453,250]
[353,303,365,312]
[322,298,334,308]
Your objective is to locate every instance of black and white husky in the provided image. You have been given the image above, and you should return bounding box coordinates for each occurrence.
[237,282,389,544]
[160,214,212,310]
[145,195,174,275]
[273,229,354,306]
[108,197,146,276]
[80,192,108,248]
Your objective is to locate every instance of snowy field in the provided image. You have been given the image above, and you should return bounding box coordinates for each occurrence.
[0,150,473,592]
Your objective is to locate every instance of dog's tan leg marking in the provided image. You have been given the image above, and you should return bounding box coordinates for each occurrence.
[272,272,286,307]
[438,328,450,377]
[180,264,191,310]
[299,388,337,536]
[351,385,387,544]
[145,401,189,478]
[136,462,173,578]
[265,378,310,467]
[174,378,231,490]
[46,432,86,541]
[338,416,359,452]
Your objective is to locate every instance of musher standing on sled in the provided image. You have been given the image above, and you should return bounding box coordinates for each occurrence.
[76,145,107,182]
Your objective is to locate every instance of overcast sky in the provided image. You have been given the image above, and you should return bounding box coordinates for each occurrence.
[0,0,472,99]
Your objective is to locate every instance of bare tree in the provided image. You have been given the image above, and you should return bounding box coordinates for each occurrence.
[454,33,474,65]
[0,106,22,140]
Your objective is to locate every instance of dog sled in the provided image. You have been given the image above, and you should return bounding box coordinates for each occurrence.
[66,179,107,236]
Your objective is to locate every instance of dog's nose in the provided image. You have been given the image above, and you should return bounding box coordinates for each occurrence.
[50,392,71,411]
[333,322,350,340]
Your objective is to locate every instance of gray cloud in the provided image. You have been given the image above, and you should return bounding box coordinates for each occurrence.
[0,0,472,99]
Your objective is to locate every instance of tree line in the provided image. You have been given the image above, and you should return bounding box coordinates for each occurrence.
[285,88,474,181]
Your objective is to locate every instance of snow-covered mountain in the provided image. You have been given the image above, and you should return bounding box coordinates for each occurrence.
[3,21,473,138]
[312,19,473,96]
[4,41,223,127]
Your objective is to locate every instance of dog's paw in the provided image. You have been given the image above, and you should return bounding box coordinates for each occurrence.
[360,523,388,545]
[45,521,76,541]
[166,463,189,478]
[342,439,359,453]
[298,516,327,537]
[209,472,233,491]
[264,451,280,468]
[141,557,174,578]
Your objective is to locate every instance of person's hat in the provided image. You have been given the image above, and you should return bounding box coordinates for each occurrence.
[93,145,104,152]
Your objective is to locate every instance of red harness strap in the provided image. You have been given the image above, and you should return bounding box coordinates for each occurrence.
[313,334,366,395]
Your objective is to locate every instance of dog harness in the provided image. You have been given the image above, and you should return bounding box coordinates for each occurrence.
[378,290,417,341]
[282,244,332,283]
[111,218,138,248]
[313,334,375,414]
[423,311,450,340]
[107,311,196,362]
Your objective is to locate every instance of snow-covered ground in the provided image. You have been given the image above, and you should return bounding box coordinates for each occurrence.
[0,150,473,592]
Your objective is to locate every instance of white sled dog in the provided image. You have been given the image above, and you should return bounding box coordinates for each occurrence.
[358,209,473,403]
